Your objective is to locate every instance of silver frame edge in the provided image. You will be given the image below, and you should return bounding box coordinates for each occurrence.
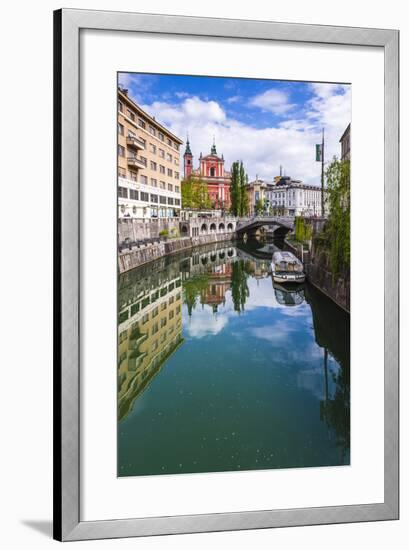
[56,8,399,541]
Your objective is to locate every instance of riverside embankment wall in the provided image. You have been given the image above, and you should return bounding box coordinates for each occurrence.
[118,233,235,274]
[285,239,350,312]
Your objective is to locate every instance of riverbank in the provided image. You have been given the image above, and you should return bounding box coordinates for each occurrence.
[284,239,350,313]
[118,232,235,273]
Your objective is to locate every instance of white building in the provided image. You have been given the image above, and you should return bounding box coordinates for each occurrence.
[118,177,181,219]
[264,176,325,217]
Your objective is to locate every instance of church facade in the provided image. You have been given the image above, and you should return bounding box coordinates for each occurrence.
[183,139,231,210]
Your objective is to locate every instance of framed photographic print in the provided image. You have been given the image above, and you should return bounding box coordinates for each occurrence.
[54,8,399,541]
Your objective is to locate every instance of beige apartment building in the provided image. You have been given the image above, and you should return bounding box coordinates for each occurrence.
[117,87,183,219]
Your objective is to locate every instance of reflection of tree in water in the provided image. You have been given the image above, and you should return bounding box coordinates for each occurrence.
[305,284,350,462]
[183,274,209,316]
[231,260,251,313]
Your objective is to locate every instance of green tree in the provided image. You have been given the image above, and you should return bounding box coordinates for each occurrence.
[181,175,211,210]
[324,158,350,274]
[181,176,195,208]
[230,161,249,216]
[254,198,265,215]
[230,161,240,216]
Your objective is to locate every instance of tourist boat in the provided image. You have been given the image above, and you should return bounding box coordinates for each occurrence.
[270,250,305,283]
[273,282,305,306]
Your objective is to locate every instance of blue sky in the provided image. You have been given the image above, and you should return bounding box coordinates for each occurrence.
[118,72,351,185]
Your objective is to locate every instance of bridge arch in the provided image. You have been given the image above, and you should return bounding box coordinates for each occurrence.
[219,222,225,232]
[210,222,217,232]
[227,222,233,231]
[200,223,207,234]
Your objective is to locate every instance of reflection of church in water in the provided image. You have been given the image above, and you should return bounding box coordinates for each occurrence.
[200,264,233,313]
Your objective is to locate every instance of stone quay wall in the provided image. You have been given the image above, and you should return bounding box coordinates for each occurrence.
[284,239,350,312]
[119,233,235,274]
[118,218,181,243]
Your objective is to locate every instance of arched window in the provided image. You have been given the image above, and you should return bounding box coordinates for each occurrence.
[210,167,215,177]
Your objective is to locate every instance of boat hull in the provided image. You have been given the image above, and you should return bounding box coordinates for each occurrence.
[271,272,305,284]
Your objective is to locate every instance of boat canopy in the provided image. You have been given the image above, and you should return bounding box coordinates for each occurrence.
[272,251,303,273]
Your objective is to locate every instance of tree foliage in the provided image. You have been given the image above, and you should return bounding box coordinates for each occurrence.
[324,158,350,274]
[231,260,251,313]
[295,216,312,243]
[254,198,265,215]
[230,161,249,216]
[181,175,212,210]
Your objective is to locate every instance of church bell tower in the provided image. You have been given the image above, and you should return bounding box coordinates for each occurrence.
[183,137,193,178]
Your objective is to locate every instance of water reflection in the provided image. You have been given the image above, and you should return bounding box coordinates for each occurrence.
[118,242,350,477]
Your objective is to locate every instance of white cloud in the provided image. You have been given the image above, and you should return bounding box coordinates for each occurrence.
[139,83,350,185]
[184,307,228,339]
[249,89,295,115]
[175,91,189,99]
[227,95,241,104]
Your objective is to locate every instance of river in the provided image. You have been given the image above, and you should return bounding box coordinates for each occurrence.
[118,239,350,477]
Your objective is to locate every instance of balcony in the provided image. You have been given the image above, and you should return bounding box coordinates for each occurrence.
[126,135,145,150]
[127,156,147,170]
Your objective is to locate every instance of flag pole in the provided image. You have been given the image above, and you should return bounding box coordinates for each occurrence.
[321,128,325,217]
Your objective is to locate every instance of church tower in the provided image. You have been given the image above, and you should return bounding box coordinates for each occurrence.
[183,137,193,179]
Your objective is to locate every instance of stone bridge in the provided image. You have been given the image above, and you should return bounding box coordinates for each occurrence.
[236,216,295,237]
[179,216,237,238]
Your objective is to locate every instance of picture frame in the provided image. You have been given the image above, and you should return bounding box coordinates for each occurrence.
[54,8,399,541]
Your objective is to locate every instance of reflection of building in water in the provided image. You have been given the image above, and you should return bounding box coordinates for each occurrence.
[273,282,305,306]
[118,274,183,421]
[200,263,232,313]
[180,244,237,282]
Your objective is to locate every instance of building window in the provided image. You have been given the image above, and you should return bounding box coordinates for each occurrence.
[129,172,138,182]
[149,125,156,136]
[118,166,126,178]
[150,161,157,171]
[138,118,146,129]
[168,183,173,192]
[159,181,166,189]
[167,168,173,177]
[118,101,123,112]
[166,153,172,162]
[151,178,157,187]
[159,196,167,204]
[167,138,172,146]
[118,186,128,198]
[175,186,180,193]
[174,158,179,166]
[140,175,148,185]
[150,194,158,203]
[140,191,149,202]
[139,156,147,166]
[150,143,157,154]
[127,109,135,121]
[159,148,165,158]
[129,189,139,200]
[118,123,124,135]
[118,144,125,157]
[168,197,174,205]
[210,167,215,177]
[159,165,165,174]
[175,172,179,180]
[158,132,164,142]
[175,199,180,206]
